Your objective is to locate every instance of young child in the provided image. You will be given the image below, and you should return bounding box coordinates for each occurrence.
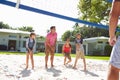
[62,38,72,65]
[26,33,36,70]
[73,33,86,71]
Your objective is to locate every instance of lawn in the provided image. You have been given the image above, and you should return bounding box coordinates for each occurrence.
[0,51,110,60]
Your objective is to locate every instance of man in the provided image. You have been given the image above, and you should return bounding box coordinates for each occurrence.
[108,0,120,80]
[45,26,57,68]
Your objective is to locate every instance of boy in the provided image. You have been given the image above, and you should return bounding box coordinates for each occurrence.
[45,26,57,68]
[62,38,72,65]
[73,33,86,71]
[26,33,36,70]
[108,0,120,80]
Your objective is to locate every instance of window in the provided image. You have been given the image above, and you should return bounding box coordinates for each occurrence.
[9,35,17,38]
[106,42,109,44]
[23,41,26,48]
[23,36,29,39]
[98,41,103,44]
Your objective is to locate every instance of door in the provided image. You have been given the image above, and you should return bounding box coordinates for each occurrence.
[8,40,16,51]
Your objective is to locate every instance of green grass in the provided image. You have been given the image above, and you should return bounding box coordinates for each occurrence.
[85,56,109,60]
[0,51,110,60]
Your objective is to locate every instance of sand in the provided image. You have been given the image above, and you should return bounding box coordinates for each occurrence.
[0,55,109,80]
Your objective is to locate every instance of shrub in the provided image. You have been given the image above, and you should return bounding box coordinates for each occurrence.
[104,45,112,56]
[91,49,101,56]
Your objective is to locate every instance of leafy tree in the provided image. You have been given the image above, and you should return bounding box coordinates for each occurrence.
[46,29,50,33]
[61,30,72,41]
[61,0,111,41]
[39,36,45,41]
[18,26,34,32]
[61,23,109,41]
[73,23,109,38]
[78,0,111,24]
[0,22,12,29]
[0,22,35,32]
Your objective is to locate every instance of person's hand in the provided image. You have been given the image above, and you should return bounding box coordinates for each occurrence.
[28,48,32,53]
[51,47,55,52]
[49,46,53,52]
[28,48,30,52]
[109,36,116,46]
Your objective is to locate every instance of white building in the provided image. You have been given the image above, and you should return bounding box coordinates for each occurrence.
[83,37,109,55]
[0,29,33,52]
[0,29,47,52]
[0,29,109,55]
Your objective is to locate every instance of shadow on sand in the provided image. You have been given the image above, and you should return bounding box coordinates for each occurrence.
[47,67,62,77]
[19,69,31,77]
[81,70,99,77]
[65,64,73,69]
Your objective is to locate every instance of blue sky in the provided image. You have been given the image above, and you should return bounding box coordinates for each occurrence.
[0,0,79,38]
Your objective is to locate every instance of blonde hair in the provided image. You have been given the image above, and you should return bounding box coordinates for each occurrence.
[76,33,81,37]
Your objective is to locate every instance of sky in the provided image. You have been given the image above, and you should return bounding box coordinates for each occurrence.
[0,0,79,39]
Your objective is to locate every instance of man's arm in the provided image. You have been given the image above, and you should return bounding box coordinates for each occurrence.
[109,1,120,46]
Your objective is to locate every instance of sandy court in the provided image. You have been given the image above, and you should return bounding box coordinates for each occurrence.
[0,54,108,80]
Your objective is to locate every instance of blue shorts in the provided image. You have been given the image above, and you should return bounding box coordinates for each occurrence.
[26,47,33,52]
[110,36,120,69]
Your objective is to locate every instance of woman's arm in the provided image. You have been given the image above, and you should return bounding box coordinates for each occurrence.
[45,37,51,47]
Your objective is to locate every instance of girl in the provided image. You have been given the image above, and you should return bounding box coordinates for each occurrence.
[62,38,72,65]
[73,33,86,71]
[26,33,36,70]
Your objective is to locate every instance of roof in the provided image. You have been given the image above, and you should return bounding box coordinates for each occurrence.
[0,29,30,34]
[83,36,109,42]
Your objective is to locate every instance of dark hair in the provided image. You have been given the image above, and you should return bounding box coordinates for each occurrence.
[69,43,72,48]
[50,26,55,30]
[30,33,36,37]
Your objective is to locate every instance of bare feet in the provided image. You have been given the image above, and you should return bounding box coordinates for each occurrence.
[32,66,34,70]
[45,64,48,69]
[25,66,28,69]
[64,63,66,65]
[73,66,77,69]
[66,60,71,64]
[84,67,86,71]
[51,64,54,68]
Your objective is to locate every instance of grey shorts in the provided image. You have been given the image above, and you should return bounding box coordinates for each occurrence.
[110,36,120,69]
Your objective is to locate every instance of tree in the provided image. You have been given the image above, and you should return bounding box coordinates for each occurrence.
[39,36,45,41]
[61,30,72,41]
[61,23,109,41]
[0,22,35,32]
[46,29,50,33]
[18,26,34,32]
[0,22,12,29]
[78,0,111,24]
